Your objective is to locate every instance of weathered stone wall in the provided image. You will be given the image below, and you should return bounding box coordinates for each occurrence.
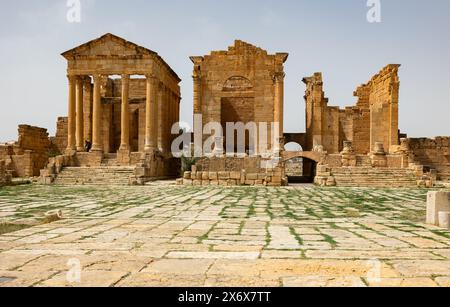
[0,125,50,177]
[0,160,11,186]
[367,65,400,153]
[408,137,450,181]
[178,156,286,186]
[50,117,68,154]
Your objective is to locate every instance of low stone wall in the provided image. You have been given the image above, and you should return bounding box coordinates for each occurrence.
[407,137,450,181]
[177,156,287,187]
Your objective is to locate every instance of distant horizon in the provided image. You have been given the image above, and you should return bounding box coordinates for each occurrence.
[1,0,449,142]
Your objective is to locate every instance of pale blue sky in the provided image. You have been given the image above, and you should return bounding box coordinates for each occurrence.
[1,0,449,141]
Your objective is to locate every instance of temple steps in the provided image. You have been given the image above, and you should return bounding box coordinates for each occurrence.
[54,166,135,186]
[330,167,418,188]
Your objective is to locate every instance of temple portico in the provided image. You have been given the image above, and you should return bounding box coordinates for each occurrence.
[61,33,181,163]
[38,33,182,184]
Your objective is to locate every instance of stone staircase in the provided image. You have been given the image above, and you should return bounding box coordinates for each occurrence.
[54,166,136,186]
[330,167,418,188]
[101,153,119,166]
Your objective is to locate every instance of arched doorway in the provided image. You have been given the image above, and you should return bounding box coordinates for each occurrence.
[283,143,319,184]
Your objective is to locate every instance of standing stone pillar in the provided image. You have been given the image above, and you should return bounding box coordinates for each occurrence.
[76,77,85,151]
[274,72,285,140]
[164,88,171,153]
[91,74,103,152]
[66,75,77,153]
[145,74,158,152]
[157,83,164,152]
[193,74,202,156]
[119,74,130,151]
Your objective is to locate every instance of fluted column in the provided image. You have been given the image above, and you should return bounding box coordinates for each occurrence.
[274,72,285,139]
[145,74,158,152]
[91,74,102,152]
[66,75,76,152]
[75,77,84,151]
[119,74,130,151]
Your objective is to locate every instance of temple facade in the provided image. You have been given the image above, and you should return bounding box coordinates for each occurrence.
[40,33,181,185]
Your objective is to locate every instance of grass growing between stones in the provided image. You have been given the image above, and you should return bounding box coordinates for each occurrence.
[0,223,31,235]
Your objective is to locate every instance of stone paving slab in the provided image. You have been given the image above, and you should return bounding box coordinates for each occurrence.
[0,184,449,287]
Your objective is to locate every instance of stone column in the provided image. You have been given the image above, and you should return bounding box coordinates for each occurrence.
[164,88,171,153]
[76,77,85,151]
[193,74,202,152]
[119,74,130,151]
[66,75,77,152]
[91,74,102,152]
[145,75,158,152]
[274,72,285,139]
[157,83,164,152]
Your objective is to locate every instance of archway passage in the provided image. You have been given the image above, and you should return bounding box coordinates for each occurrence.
[282,146,322,185]
[285,157,317,184]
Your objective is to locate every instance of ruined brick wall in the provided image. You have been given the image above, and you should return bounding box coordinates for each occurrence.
[367,65,400,153]
[16,125,50,176]
[408,137,450,181]
[192,40,288,154]
[303,65,399,155]
[303,73,341,153]
[50,117,68,154]
[0,160,10,185]
[351,85,371,154]
[0,125,51,177]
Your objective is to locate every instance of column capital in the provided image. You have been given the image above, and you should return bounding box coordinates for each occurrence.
[273,72,286,83]
[67,75,77,83]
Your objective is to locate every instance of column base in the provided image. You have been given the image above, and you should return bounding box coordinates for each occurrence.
[90,144,103,152]
[76,146,86,152]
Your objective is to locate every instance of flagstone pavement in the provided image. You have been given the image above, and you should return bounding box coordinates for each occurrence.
[1,183,450,287]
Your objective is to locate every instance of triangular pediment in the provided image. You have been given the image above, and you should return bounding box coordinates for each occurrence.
[61,33,156,59]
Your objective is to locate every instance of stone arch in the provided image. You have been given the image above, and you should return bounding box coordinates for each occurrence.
[222,76,253,92]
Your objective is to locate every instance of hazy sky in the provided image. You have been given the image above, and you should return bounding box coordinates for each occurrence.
[1,0,449,141]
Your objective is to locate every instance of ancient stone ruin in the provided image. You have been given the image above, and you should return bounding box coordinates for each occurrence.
[0,125,50,178]
[0,35,446,188]
[39,33,181,185]
[179,40,448,188]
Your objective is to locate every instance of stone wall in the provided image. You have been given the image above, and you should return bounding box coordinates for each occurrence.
[408,137,450,181]
[50,117,68,154]
[0,125,50,177]
[178,156,287,186]
[0,160,11,186]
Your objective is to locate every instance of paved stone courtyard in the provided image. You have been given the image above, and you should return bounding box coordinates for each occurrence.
[1,183,450,287]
